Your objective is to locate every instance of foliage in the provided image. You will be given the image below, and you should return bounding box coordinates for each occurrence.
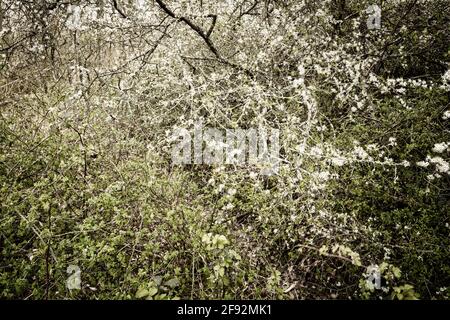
[0,0,449,300]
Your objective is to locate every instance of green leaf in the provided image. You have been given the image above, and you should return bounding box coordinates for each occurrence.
[148,287,158,297]
[164,278,180,288]
[136,288,149,299]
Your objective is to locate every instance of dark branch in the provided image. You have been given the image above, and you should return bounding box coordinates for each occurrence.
[206,14,217,38]
[0,32,37,53]
[112,0,127,19]
[154,0,219,57]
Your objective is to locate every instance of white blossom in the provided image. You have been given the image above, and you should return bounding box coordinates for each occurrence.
[429,157,449,174]
[388,137,397,147]
[353,146,368,160]
[416,161,429,168]
[331,157,346,167]
[292,78,304,88]
[401,160,410,167]
[443,69,450,83]
[432,142,449,153]
[443,111,450,120]
[310,146,323,157]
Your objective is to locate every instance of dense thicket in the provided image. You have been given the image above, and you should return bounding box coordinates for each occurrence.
[1,0,449,299]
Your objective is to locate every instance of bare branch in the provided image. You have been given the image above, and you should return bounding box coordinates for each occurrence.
[154,0,254,77]
[112,0,127,19]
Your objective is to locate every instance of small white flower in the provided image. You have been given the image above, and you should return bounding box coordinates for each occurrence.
[224,203,234,210]
[442,111,450,120]
[297,144,306,153]
[249,172,258,179]
[298,64,305,76]
[429,156,449,173]
[443,69,450,83]
[310,146,323,157]
[331,157,346,167]
[314,171,331,182]
[416,161,429,168]
[432,142,449,154]
[388,137,397,147]
[292,78,304,88]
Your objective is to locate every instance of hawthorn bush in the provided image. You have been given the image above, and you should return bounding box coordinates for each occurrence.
[0,0,449,299]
